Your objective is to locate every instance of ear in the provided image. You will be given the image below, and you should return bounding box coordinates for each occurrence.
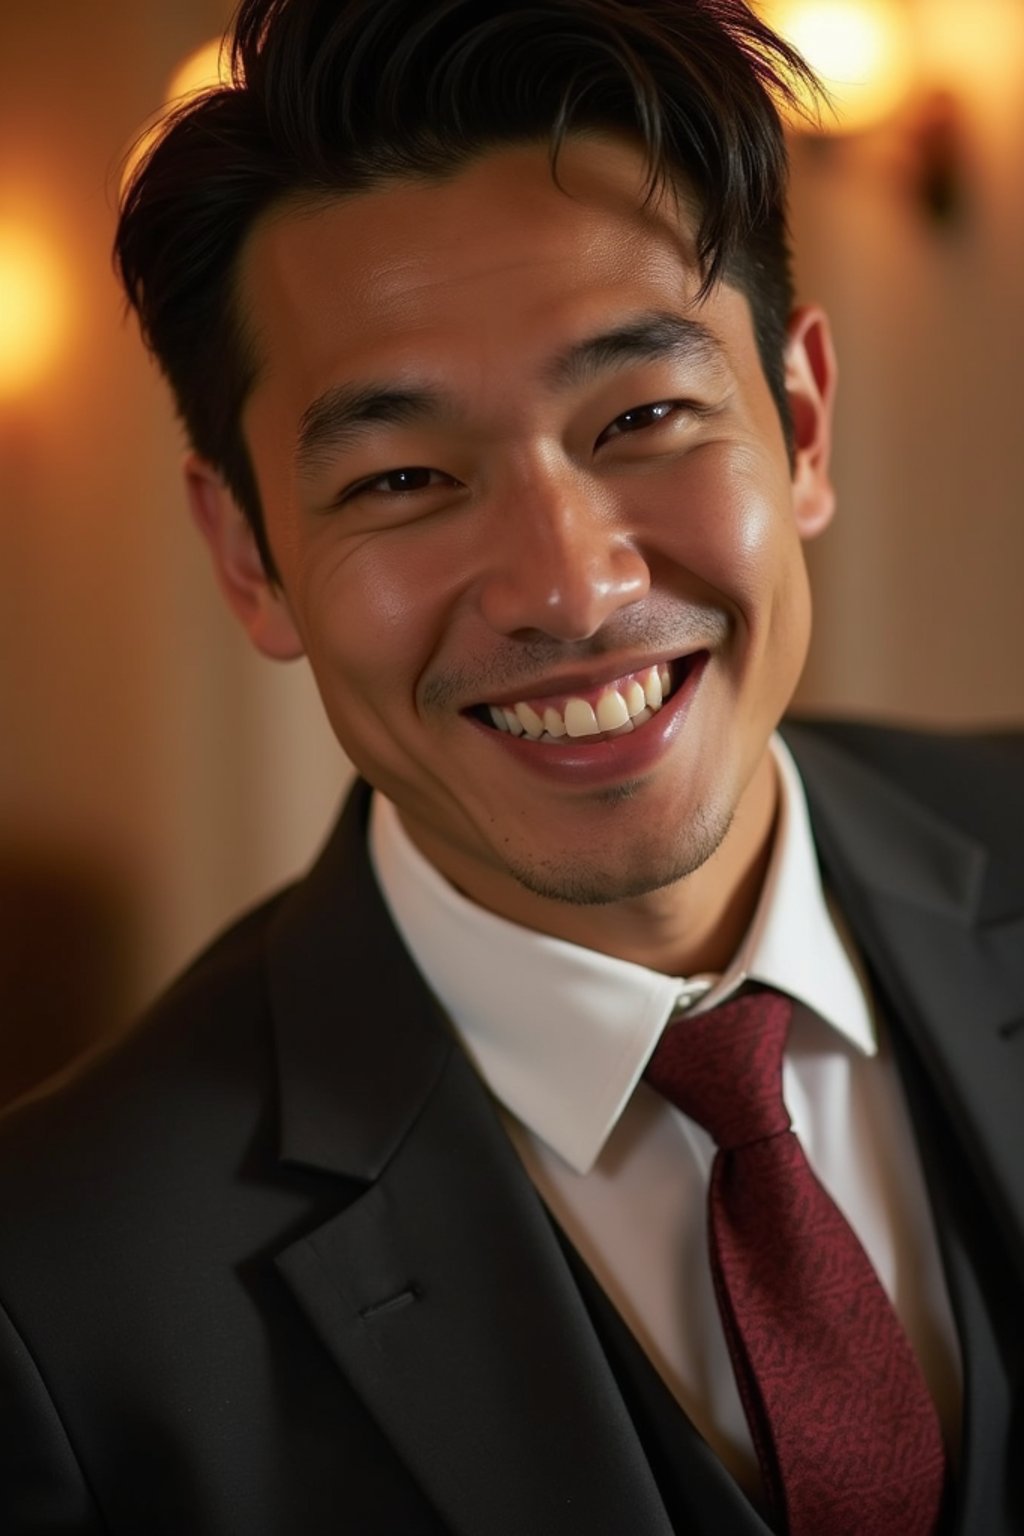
[184,454,305,661]
[784,305,838,540]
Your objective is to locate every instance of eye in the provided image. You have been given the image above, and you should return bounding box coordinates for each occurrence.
[339,466,459,503]
[596,400,680,447]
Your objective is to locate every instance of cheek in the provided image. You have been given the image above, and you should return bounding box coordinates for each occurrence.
[291,532,461,725]
[657,445,796,616]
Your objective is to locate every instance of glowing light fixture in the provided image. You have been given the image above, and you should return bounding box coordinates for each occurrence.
[165,39,232,103]
[764,0,916,134]
[0,222,71,398]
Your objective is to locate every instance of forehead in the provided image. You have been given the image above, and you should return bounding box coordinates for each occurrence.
[237,136,748,452]
[243,139,691,352]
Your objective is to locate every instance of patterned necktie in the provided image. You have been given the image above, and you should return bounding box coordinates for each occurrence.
[644,988,947,1535]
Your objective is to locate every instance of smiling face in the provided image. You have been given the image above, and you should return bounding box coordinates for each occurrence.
[192,134,835,950]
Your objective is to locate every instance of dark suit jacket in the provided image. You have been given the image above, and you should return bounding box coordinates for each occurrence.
[1,721,1022,1534]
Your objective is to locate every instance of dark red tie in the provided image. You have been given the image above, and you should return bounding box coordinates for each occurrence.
[644,988,947,1535]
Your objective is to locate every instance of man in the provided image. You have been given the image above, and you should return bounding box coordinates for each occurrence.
[1,0,1021,1531]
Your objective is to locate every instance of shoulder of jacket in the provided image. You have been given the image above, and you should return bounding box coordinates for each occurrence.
[0,883,293,1195]
[783,714,1024,857]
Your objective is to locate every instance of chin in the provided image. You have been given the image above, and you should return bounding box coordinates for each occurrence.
[502,804,732,909]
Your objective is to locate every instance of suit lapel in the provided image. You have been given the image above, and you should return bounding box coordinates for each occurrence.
[265,784,674,1536]
[783,724,1024,1290]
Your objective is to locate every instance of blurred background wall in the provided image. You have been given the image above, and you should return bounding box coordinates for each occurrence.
[2,0,1022,1103]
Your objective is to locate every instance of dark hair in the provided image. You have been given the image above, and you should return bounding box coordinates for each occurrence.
[115,0,819,580]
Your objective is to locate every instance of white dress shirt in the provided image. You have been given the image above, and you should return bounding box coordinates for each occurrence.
[368,736,961,1495]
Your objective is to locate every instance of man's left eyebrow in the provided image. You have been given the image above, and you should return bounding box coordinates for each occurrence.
[543,311,726,391]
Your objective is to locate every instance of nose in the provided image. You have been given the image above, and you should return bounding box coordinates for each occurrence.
[476,463,651,641]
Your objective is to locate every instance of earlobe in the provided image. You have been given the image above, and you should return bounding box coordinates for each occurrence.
[784,305,838,541]
[184,454,305,661]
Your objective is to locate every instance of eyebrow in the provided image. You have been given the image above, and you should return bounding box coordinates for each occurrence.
[294,310,725,479]
[296,384,450,480]
[543,311,725,391]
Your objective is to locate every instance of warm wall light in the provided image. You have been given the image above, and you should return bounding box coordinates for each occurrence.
[764,0,917,134]
[764,0,968,223]
[165,38,232,103]
[0,222,71,398]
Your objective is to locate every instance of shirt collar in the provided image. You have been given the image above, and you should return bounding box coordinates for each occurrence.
[696,735,877,1058]
[368,734,876,1175]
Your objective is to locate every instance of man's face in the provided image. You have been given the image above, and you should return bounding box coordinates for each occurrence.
[228,135,833,917]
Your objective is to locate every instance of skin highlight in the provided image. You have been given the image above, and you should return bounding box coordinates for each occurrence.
[187,134,836,978]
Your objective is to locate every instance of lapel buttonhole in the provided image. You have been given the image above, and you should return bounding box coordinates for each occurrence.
[360,1285,423,1321]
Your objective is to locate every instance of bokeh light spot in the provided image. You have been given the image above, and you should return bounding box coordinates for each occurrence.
[764,0,917,133]
[0,222,70,397]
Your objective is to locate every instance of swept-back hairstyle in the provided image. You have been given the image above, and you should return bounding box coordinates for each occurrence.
[115,0,818,578]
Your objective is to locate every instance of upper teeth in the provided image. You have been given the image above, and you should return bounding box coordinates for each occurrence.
[488,663,672,741]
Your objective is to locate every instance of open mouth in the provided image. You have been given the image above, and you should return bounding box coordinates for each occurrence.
[468,654,700,746]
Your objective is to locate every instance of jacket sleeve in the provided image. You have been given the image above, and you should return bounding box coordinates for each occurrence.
[0,1296,106,1532]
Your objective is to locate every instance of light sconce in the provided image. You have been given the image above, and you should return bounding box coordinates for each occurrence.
[0,221,71,400]
[766,0,915,134]
[762,0,967,224]
[165,39,233,104]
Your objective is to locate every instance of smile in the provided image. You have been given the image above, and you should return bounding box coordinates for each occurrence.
[474,659,687,745]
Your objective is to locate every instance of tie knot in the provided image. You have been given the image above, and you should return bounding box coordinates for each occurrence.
[644,988,793,1150]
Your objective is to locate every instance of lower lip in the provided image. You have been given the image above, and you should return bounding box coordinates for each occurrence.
[466,652,709,788]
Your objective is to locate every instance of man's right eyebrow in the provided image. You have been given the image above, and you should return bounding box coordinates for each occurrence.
[295,383,453,480]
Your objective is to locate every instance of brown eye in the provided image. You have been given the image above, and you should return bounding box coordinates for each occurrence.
[373,467,440,494]
[597,401,677,445]
[341,466,458,503]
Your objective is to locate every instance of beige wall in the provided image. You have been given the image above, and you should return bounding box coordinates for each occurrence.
[791,0,1024,721]
[2,1,1022,1045]
[1,0,346,1034]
